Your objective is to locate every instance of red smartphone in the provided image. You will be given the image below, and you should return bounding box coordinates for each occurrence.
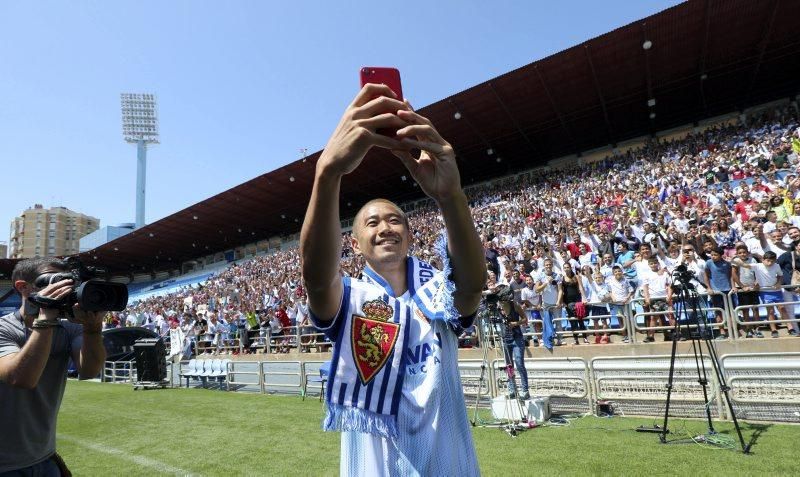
[359,66,403,101]
[360,67,403,137]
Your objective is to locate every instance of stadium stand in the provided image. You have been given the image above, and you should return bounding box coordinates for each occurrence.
[107,105,800,358]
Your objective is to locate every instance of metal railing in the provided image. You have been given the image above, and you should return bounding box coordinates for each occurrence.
[103,360,135,383]
[630,290,728,341]
[259,360,303,394]
[728,285,800,335]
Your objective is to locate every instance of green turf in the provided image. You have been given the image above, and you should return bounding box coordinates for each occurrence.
[57,381,799,476]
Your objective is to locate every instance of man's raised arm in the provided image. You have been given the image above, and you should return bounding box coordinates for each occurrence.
[300,84,408,322]
[392,107,486,316]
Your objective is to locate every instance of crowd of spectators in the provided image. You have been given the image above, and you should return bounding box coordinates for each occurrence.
[107,105,800,354]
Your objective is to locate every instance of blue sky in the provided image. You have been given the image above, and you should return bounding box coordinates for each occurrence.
[0,0,680,249]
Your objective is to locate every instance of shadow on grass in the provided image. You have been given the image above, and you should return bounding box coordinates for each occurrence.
[708,421,771,454]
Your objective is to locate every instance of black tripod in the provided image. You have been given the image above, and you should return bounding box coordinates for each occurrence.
[470,301,531,436]
[654,267,750,453]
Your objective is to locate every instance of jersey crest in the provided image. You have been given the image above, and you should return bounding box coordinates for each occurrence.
[351,299,399,384]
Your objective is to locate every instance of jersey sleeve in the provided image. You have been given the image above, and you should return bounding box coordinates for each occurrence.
[308,277,351,342]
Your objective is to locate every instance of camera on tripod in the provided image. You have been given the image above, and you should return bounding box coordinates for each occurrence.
[671,263,696,292]
[32,257,129,313]
[483,284,514,324]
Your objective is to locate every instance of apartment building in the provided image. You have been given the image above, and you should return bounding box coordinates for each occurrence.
[8,205,99,258]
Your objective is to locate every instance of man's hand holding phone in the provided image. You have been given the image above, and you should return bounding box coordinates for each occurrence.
[317,83,409,177]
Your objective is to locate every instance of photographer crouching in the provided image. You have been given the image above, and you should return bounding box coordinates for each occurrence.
[0,258,124,476]
[483,271,530,400]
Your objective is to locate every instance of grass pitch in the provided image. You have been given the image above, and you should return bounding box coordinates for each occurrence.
[57,381,799,476]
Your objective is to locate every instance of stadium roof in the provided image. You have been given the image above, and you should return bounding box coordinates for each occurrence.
[2,0,799,278]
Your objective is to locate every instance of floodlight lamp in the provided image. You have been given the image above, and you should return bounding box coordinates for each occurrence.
[487,148,494,155]
[647,98,656,107]
[642,40,652,50]
[454,112,462,120]
[649,112,656,119]
[121,93,160,144]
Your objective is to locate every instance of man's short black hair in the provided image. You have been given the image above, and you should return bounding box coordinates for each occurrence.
[11,257,68,290]
[763,251,777,260]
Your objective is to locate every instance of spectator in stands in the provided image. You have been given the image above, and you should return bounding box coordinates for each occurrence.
[520,275,541,347]
[562,266,589,344]
[776,240,800,336]
[607,265,633,343]
[732,244,761,338]
[752,251,789,338]
[704,247,732,339]
[535,258,564,347]
[641,257,673,342]
[0,258,107,475]
[300,83,484,475]
[586,272,612,343]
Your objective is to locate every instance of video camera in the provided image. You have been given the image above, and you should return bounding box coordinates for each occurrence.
[671,263,696,292]
[484,284,514,306]
[483,284,514,324]
[32,257,129,313]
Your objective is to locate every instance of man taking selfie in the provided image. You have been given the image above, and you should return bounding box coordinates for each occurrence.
[300,82,485,476]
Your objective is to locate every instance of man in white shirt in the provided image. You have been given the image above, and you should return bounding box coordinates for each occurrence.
[732,244,761,338]
[607,266,633,343]
[535,258,564,346]
[520,275,542,347]
[641,257,673,342]
[752,251,789,338]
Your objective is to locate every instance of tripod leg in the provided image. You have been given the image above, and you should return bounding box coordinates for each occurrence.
[660,292,687,443]
[471,316,493,426]
[702,337,751,453]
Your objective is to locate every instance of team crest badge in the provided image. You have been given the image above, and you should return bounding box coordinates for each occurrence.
[351,299,399,384]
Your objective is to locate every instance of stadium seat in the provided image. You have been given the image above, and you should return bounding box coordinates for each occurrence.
[180,359,201,388]
[216,359,231,390]
[303,361,330,402]
[199,359,217,388]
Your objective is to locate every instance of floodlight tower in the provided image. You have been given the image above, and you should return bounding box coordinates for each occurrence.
[121,93,160,229]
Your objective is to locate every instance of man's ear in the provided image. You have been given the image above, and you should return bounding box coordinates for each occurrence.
[351,235,362,256]
[14,280,29,296]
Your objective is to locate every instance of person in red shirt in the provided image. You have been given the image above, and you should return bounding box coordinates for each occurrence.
[734,191,757,221]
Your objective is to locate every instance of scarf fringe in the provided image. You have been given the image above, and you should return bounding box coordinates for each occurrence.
[433,231,461,332]
[324,402,398,438]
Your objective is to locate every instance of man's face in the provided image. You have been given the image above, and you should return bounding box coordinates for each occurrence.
[763,257,775,267]
[544,261,553,272]
[710,250,722,262]
[640,246,651,258]
[789,228,800,241]
[648,260,660,272]
[736,248,749,260]
[770,230,783,242]
[603,254,613,265]
[613,268,623,280]
[351,201,411,265]
[512,271,521,282]
[525,276,534,288]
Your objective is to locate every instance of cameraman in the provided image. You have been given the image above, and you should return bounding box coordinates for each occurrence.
[483,273,530,400]
[0,258,107,475]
